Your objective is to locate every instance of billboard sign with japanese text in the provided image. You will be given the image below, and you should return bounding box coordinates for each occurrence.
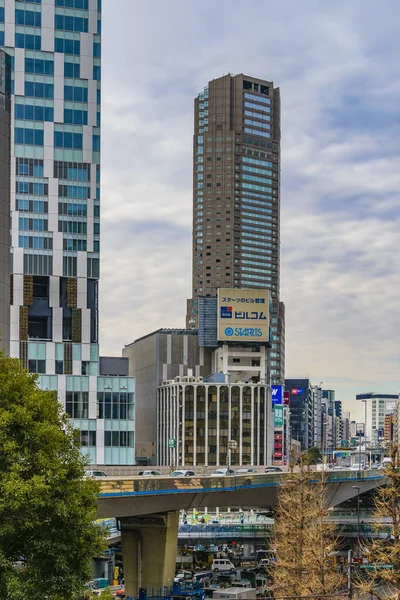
[217,288,270,343]
[274,405,284,428]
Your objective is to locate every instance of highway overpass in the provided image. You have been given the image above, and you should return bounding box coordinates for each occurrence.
[97,470,386,597]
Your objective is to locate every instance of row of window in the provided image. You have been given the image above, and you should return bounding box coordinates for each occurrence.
[16,33,41,51]
[244,100,271,113]
[58,202,87,217]
[242,165,273,176]
[242,260,274,269]
[58,220,87,234]
[242,233,273,244]
[17,158,44,177]
[19,217,48,231]
[55,0,89,8]
[15,127,43,146]
[17,199,48,213]
[16,181,48,196]
[64,109,88,125]
[54,161,91,182]
[244,127,271,139]
[241,272,272,280]
[64,85,88,102]
[244,109,270,121]
[15,103,54,122]
[59,185,90,199]
[242,225,273,235]
[15,9,41,27]
[242,216,273,226]
[64,238,86,251]
[25,57,54,76]
[242,190,274,201]
[242,155,273,168]
[19,235,52,250]
[244,92,271,105]
[54,131,82,149]
[244,118,270,130]
[242,174,273,185]
[55,38,80,56]
[25,81,53,98]
[242,182,273,194]
[55,15,88,33]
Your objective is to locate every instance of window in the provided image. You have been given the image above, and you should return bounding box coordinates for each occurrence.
[93,42,101,58]
[93,65,101,80]
[15,127,44,146]
[15,9,41,27]
[92,135,100,151]
[64,62,80,78]
[64,109,88,125]
[15,33,41,50]
[28,359,46,373]
[54,131,83,149]
[25,81,53,98]
[55,38,80,55]
[55,14,88,32]
[98,391,134,421]
[54,161,90,181]
[66,391,89,419]
[15,104,53,122]
[16,158,44,177]
[244,127,270,138]
[25,57,53,75]
[64,85,88,102]
[104,431,134,447]
[58,220,86,234]
[55,0,89,8]
[79,431,96,447]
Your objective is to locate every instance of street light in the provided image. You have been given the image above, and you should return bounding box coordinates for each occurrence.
[352,485,361,563]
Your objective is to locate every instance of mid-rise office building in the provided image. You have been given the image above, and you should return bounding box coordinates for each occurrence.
[285,379,314,450]
[186,74,285,385]
[0,50,10,354]
[2,1,134,465]
[357,393,399,443]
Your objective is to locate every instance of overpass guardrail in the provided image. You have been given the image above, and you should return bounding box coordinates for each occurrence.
[98,470,385,498]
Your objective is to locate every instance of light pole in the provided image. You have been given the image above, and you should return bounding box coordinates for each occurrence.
[352,485,361,563]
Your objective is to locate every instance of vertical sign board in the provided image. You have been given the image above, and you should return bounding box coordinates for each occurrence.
[271,385,283,406]
[274,405,284,427]
[217,288,270,343]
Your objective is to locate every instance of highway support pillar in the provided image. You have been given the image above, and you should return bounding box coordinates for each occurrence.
[120,511,179,597]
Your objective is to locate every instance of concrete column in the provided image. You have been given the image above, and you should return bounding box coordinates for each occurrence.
[121,512,179,597]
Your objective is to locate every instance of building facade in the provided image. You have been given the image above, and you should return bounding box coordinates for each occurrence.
[123,329,211,464]
[0,49,10,354]
[285,379,314,450]
[2,0,134,465]
[186,73,285,385]
[157,379,273,467]
[357,393,399,444]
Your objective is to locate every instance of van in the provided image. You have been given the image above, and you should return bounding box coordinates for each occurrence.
[212,559,236,572]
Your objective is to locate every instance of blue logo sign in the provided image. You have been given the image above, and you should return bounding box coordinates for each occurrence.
[224,327,263,338]
[221,306,232,318]
[271,385,283,405]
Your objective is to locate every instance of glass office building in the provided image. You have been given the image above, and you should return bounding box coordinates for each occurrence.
[2,0,134,465]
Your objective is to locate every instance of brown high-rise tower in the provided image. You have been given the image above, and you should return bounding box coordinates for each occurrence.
[186,73,285,385]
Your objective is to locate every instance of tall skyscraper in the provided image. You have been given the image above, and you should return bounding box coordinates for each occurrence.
[2,1,135,465]
[186,73,285,384]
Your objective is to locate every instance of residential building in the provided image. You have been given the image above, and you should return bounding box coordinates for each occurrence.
[356,393,399,443]
[3,1,134,465]
[285,379,314,450]
[313,384,323,450]
[342,411,351,444]
[186,73,285,385]
[335,400,343,446]
[0,50,10,354]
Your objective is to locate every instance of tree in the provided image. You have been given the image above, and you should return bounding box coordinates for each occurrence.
[303,445,322,465]
[0,352,106,600]
[357,446,400,600]
[272,460,345,598]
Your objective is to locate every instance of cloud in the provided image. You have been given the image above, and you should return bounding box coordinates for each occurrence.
[99,0,400,415]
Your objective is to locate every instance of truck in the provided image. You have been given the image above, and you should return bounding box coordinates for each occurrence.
[213,588,257,600]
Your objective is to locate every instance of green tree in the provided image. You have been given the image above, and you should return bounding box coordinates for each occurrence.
[357,446,400,600]
[303,445,322,465]
[0,352,106,600]
[272,461,345,598]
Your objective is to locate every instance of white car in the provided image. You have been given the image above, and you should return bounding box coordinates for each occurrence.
[236,468,256,474]
[350,463,365,471]
[84,470,107,478]
[210,468,235,476]
[169,469,196,477]
[140,470,161,476]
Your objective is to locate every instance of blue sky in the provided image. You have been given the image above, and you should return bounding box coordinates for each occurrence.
[98,0,400,420]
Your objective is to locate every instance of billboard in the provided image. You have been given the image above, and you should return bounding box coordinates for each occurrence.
[291,387,303,395]
[274,405,284,427]
[271,385,283,406]
[217,288,269,343]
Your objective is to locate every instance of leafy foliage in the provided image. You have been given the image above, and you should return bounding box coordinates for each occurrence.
[272,460,345,598]
[357,447,400,600]
[0,352,106,600]
[302,445,322,465]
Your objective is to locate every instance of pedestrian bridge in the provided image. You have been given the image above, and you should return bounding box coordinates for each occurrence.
[97,470,385,519]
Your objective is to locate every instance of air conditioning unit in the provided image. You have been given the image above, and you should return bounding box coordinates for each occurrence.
[197,376,203,382]
[189,376,196,382]
[175,376,182,382]
[182,376,189,382]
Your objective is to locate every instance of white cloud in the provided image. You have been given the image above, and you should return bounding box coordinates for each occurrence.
[98,0,400,410]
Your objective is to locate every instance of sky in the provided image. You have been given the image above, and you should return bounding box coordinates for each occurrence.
[98,0,400,421]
